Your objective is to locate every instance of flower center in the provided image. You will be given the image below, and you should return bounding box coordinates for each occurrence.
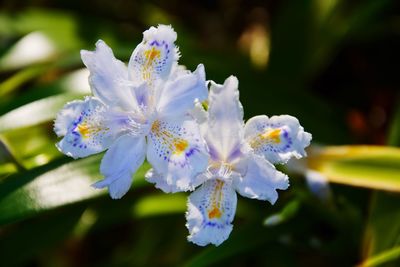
[249,128,282,149]
[77,123,90,138]
[151,119,160,133]
[207,180,224,219]
[150,120,190,155]
[173,140,188,155]
[144,47,161,61]
[261,128,281,143]
[76,122,104,139]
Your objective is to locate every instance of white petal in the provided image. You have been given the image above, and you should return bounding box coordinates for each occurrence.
[55,97,114,159]
[146,168,208,193]
[147,116,209,191]
[205,76,245,163]
[244,115,312,164]
[169,63,190,80]
[128,24,179,85]
[81,40,138,111]
[156,64,208,118]
[145,168,180,193]
[93,135,146,199]
[54,100,84,137]
[186,179,237,246]
[189,99,208,137]
[190,99,208,125]
[233,153,289,204]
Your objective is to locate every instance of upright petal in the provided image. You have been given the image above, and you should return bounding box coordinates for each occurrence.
[206,76,245,162]
[186,179,237,246]
[233,153,289,204]
[55,97,114,159]
[244,115,312,164]
[147,116,209,191]
[156,64,208,118]
[128,25,179,86]
[81,40,138,111]
[93,135,146,199]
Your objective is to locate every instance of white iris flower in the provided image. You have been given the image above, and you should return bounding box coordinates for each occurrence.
[54,25,209,199]
[184,76,312,246]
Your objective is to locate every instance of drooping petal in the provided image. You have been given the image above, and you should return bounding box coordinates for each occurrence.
[244,115,312,164]
[128,24,179,86]
[81,40,138,111]
[205,76,245,163]
[156,64,207,118]
[186,179,237,246]
[93,135,146,199]
[145,168,180,193]
[55,97,114,159]
[147,116,209,191]
[146,168,208,193]
[233,153,289,204]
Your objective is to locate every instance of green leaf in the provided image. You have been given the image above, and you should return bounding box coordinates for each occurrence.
[360,104,400,267]
[0,8,83,54]
[306,145,400,192]
[263,199,301,226]
[0,155,149,225]
[387,102,400,147]
[362,193,400,267]
[0,65,49,97]
[183,222,282,267]
[360,245,400,267]
[132,193,187,218]
[0,205,85,267]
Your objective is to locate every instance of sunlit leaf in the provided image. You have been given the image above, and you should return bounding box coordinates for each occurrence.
[0,155,149,225]
[0,32,58,70]
[0,8,83,52]
[359,246,400,267]
[306,145,400,192]
[0,93,80,133]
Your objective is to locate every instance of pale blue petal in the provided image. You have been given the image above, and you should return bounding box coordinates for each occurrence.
[233,153,289,204]
[244,115,312,164]
[81,40,138,111]
[156,64,208,118]
[55,97,114,159]
[128,24,178,85]
[147,116,209,192]
[93,134,146,199]
[205,76,245,163]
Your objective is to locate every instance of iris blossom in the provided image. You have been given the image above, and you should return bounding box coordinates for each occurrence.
[184,76,312,246]
[54,25,209,199]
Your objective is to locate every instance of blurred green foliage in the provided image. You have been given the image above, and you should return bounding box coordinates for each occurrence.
[0,0,400,266]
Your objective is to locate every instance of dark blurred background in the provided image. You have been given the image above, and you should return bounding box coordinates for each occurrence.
[1,0,400,266]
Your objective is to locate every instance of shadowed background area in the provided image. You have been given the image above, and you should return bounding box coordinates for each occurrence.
[0,0,400,266]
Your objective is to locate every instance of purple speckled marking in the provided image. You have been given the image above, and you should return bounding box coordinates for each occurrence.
[196,181,233,231]
[149,40,158,46]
